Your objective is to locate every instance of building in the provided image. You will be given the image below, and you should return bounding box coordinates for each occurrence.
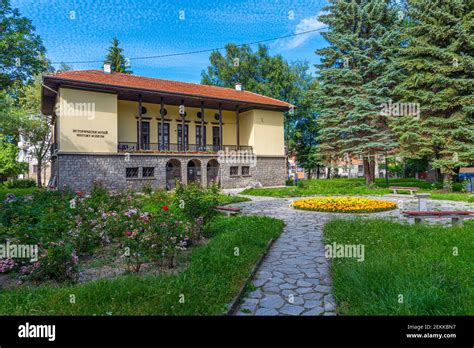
[288,155,305,180]
[41,69,292,191]
[325,155,386,179]
[17,135,51,186]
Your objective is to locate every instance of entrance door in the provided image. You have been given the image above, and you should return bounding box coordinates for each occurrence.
[137,121,150,150]
[187,160,201,184]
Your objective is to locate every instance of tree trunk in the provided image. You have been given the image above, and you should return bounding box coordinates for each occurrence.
[36,161,42,188]
[307,169,312,179]
[443,172,453,192]
[363,158,376,186]
[316,165,320,179]
[327,167,331,179]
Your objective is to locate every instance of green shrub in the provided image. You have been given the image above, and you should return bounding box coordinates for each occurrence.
[174,183,220,222]
[285,178,294,186]
[23,240,79,282]
[4,179,36,189]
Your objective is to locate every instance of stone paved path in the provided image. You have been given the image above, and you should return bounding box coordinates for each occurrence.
[228,194,473,316]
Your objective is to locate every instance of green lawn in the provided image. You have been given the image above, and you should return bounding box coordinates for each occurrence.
[0,187,40,199]
[240,178,474,202]
[324,218,474,315]
[0,215,283,315]
[429,192,474,203]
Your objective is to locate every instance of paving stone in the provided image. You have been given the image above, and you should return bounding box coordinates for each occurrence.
[303,292,324,300]
[255,307,279,316]
[303,307,324,316]
[296,280,312,287]
[279,304,305,315]
[304,300,322,309]
[295,287,313,294]
[315,285,331,294]
[260,295,284,309]
[279,283,297,290]
[248,290,263,299]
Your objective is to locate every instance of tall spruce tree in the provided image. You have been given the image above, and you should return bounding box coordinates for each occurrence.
[390,0,474,190]
[315,0,401,185]
[104,37,132,74]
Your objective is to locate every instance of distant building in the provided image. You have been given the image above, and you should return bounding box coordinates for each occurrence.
[17,135,51,186]
[288,155,305,180]
[325,155,386,179]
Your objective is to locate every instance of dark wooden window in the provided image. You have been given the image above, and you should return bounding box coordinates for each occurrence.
[158,123,170,150]
[196,125,206,150]
[142,167,155,178]
[177,124,189,151]
[212,126,220,151]
[126,167,139,178]
[242,166,250,176]
[230,166,239,176]
[136,121,150,150]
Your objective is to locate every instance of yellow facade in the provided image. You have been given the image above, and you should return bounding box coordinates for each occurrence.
[58,88,118,153]
[58,89,285,156]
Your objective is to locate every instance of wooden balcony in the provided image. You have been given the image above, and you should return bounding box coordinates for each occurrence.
[117,142,253,153]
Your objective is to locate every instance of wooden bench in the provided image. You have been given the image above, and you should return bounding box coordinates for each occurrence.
[389,186,419,195]
[403,211,474,227]
[214,206,241,216]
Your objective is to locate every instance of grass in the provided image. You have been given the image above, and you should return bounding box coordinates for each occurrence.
[0,187,40,199]
[324,218,474,315]
[0,215,284,315]
[216,194,250,205]
[240,178,474,202]
[429,192,474,203]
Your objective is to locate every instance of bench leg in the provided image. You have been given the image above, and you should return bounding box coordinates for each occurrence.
[414,217,424,224]
[452,217,463,227]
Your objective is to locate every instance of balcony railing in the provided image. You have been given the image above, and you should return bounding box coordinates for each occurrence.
[117,142,253,153]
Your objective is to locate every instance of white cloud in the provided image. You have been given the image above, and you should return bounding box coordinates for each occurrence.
[283,12,326,49]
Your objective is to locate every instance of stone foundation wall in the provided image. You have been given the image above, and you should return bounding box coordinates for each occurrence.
[55,153,286,192]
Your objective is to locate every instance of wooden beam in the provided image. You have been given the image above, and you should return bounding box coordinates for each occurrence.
[201,101,205,151]
[236,104,240,150]
[219,103,223,151]
[181,99,185,152]
[160,97,164,150]
[138,94,142,150]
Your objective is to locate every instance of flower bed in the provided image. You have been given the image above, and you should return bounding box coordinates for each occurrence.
[0,182,238,286]
[292,197,397,213]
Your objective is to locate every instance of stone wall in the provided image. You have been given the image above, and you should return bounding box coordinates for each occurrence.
[55,153,286,192]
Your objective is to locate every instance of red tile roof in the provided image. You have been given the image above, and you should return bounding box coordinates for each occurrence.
[47,70,293,108]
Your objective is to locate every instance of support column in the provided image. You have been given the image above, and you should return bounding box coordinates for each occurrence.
[160,97,164,151]
[201,159,208,187]
[219,103,223,150]
[181,99,185,152]
[138,94,142,150]
[236,105,240,150]
[200,101,205,151]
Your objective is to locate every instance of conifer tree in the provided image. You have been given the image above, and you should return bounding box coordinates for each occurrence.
[104,37,132,74]
[315,0,401,185]
[390,0,474,190]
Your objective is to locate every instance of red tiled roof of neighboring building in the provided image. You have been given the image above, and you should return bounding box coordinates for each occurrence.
[47,70,293,108]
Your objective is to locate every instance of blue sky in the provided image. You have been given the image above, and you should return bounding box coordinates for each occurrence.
[13,0,329,83]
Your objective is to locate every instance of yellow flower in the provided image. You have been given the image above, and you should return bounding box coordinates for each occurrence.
[292,197,396,213]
